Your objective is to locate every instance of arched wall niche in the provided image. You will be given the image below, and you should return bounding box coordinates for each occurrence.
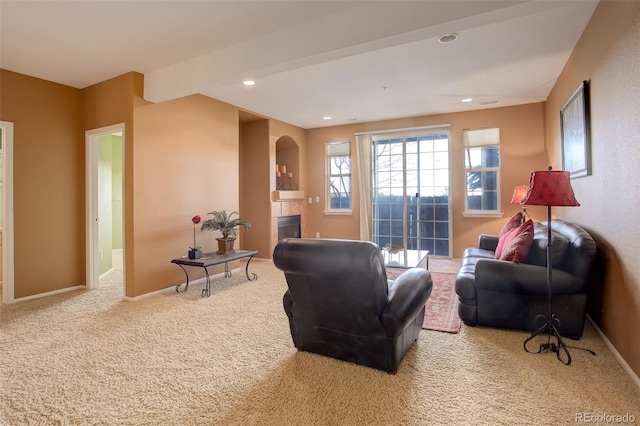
[275,135,299,191]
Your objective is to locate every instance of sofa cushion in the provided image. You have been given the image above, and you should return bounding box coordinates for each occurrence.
[499,219,534,263]
[463,247,495,261]
[528,222,570,268]
[495,212,524,258]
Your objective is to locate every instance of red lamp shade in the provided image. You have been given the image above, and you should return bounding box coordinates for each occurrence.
[522,168,580,207]
[510,185,528,204]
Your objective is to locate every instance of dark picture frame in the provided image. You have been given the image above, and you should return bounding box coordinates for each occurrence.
[561,80,591,179]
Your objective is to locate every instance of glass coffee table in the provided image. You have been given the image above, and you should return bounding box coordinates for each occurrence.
[383,246,429,270]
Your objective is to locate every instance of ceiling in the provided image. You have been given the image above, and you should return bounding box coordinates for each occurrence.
[1,1,599,129]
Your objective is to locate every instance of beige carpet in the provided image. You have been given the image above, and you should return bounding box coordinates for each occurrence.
[1,259,639,425]
[99,249,123,289]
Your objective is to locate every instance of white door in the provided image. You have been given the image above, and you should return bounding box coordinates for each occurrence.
[86,124,125,294]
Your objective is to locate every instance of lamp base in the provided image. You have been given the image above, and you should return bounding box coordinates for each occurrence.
[523,314,597,365]
[524,314,572,365]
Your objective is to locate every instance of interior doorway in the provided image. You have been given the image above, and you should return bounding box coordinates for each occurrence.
[86,124,125,295]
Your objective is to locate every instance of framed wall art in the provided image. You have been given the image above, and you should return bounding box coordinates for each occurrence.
[561,80,591,179]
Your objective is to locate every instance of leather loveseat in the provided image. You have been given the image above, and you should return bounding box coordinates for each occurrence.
[455,219,596,338]
[273,238,433,373]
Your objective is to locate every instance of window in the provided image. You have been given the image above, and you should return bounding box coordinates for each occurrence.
[326,140,351,212]
[463,128,500,214]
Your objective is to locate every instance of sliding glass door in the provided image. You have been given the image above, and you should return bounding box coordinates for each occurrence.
[372,130,450,267]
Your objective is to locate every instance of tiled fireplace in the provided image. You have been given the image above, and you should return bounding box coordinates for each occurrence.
[271,199,307,254]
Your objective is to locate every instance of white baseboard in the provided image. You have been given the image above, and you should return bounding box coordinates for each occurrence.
[7,268,241,303]
[13,285,86,303]
[99,268,114,280]
[587,315,640,389]
[121,269,239,302]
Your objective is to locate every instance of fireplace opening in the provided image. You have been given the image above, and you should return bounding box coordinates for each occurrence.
[278,215,301,240]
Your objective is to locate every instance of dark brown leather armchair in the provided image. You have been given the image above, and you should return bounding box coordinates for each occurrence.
[273,238,433,373]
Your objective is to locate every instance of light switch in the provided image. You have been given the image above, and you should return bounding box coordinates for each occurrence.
[308,197,312,204]
[315,196,320,203]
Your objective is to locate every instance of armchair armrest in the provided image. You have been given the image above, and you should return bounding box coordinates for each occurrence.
[382,268,433,336]
[478,234,499,251]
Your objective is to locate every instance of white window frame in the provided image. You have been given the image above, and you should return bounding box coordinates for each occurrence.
[325,140,352,215]
[462,127,503,218]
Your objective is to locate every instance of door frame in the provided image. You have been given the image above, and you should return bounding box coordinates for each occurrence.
[1,121,15,303]
[85,123,125,294]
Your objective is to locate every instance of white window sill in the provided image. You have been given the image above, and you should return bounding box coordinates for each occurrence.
[323,210,353,216]
[462,211,504,218]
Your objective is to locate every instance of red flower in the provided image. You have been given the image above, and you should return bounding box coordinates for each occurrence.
[190,215,202,251]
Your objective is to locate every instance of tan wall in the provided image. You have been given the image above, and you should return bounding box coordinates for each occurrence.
[1,68,305,298]
[544,0,640,377]
[240,119,272,257]
[305,102,549,257]
[0,70,85,298]
[132,94,240,296]
[83,72,139,297]
[1,69,546,298]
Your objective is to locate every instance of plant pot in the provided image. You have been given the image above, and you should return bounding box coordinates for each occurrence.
[188,249,202,259]
[216,238,236,254]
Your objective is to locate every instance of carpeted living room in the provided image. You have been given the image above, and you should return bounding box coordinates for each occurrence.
[2,257,639,425]
[2,1,640,425]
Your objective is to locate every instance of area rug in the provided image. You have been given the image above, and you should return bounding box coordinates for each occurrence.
[387,267,461,334]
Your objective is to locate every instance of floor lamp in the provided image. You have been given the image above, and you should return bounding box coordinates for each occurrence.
[521,167,580,365]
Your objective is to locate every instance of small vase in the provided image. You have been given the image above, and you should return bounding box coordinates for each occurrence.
[188,249,202,259]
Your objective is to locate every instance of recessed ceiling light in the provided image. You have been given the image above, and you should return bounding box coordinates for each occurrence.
[323,116,332,120]
[462,98,473,103]
[243,80,255,86]
[438,33,459,43]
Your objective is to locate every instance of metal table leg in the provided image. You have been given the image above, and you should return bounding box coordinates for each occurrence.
[202,267,211,297]
[175,264,190,293]
[222,258,257,281]
[245,255,258,281]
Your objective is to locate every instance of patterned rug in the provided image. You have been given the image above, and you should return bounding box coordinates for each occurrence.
[387,264,461,334]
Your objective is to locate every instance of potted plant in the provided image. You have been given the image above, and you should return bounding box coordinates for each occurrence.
[188,215,202,259]
[201,210,251,254]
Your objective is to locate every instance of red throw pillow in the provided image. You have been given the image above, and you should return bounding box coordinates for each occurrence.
[494,212,523,258]
[499,219,534,263]
[499,212,523,238]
